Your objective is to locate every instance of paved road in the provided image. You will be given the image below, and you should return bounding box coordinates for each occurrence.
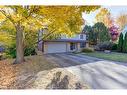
[44,53,127,89]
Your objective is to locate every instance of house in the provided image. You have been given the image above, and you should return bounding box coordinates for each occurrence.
[42,32,88,54]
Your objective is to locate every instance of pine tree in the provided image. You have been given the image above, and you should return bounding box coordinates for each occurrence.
[117,33,123,52]
[123,32,127,53]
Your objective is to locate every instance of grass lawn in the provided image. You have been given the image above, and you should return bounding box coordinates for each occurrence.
[82,51,127,63]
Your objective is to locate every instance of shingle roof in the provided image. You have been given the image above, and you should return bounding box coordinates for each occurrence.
[44,39,87,43]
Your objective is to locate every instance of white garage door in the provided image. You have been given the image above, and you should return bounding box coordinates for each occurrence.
[46,42,67,53]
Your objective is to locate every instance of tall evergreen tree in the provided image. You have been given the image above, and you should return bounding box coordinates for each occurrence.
[123,32,127,53]
[118,33,123,52]
[92,22,110,43]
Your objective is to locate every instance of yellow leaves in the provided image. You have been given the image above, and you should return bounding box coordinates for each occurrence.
[0,32,14,46]
[11,14,22,22]
[0,6,99,39]
[0,12,6,21]
[0,6,5,9]
[95,8,113,27]
[80,6,100,13]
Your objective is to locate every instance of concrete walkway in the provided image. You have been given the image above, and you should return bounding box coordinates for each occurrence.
[44,53,127,89]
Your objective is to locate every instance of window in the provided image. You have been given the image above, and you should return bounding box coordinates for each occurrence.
[86,35,89,41]
[80,34,83,39]
[80,42,86,48]
[70,43,75,50]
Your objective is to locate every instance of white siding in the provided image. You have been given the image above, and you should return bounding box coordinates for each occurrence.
[44,42,67,53]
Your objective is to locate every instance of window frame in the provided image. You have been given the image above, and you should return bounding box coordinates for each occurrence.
[80,42,86,48]
[80,34,84,39]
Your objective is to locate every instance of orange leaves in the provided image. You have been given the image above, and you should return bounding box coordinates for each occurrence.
[95,8,113,27]
[116,14,127,30]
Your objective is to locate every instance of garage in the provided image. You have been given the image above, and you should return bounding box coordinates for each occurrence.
[44,42,67,53]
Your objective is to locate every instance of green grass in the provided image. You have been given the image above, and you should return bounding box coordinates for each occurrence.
[82,52,127,63]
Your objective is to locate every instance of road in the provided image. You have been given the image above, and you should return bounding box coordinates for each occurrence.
[44,53,127,89]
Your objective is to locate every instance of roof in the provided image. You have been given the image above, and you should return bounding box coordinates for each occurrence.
[44,39,87,43]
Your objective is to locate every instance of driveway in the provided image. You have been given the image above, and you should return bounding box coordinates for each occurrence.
[44,53,127,89]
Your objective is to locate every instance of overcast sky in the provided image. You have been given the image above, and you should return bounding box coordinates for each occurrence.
[82,6,127,26]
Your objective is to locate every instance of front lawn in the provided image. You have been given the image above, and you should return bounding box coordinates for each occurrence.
[82,51,127,63]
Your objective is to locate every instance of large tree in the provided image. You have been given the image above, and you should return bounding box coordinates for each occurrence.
[95,8,113,28]
[116,14,127,31]
[92,22,110,43]
[82,25,97,45]
[0,6,100,64]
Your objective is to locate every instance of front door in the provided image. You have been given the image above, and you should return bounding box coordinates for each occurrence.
[70,43,76,51]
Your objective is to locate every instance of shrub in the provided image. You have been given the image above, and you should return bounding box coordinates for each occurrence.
[24,47,37,56]
[5,44,37,58]
[96,41,114,51]
[5,44,16,58]
[111,43,118,51]
[82,48,94,53]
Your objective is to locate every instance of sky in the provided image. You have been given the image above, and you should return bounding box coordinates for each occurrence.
[82,6,127,26]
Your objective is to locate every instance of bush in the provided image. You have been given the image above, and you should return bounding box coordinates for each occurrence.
[111,43,118,50]
[24,47,37,56]
[82,48,94,53]
[5,44,16,58]
[96,41,115,51]
[5,44,37,58]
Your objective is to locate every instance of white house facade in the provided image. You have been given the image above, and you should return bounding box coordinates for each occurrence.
[42,33,88,54]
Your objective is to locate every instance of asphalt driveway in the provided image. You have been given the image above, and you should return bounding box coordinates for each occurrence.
[44,53,127,89]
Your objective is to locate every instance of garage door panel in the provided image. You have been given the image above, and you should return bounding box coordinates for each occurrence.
[46,42,66,53]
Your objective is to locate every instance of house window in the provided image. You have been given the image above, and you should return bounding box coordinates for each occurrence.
[86,35,89,41]
[70,43,75,50]
[80,42,86,48]
[80,34,83,39]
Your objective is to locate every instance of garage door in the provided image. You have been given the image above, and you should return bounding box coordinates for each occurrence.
[45,42,67,53]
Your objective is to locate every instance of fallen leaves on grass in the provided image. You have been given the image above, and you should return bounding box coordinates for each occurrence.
[0,55,89,89]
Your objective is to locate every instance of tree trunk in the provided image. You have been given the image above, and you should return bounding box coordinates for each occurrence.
[14,23,24,64]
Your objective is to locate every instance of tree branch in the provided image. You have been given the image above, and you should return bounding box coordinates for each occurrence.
[18,6,39,22]
[0,10,15,26]
[36,29,56,44]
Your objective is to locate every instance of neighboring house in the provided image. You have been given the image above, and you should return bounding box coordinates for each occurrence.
[42,33,88,54]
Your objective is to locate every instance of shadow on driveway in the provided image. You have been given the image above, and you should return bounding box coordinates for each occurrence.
[44,53,127,89]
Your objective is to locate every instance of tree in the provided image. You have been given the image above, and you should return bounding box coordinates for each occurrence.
[92,22,110,43]
[0,6,42,64]
[95,8,113,28]
[109,25,119,42]
[82,25,97,45]
[82,25,92,33]
[116,14,127,31]
[0,6,100,64]
[123,32,127,52]
[117,33,124,52]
